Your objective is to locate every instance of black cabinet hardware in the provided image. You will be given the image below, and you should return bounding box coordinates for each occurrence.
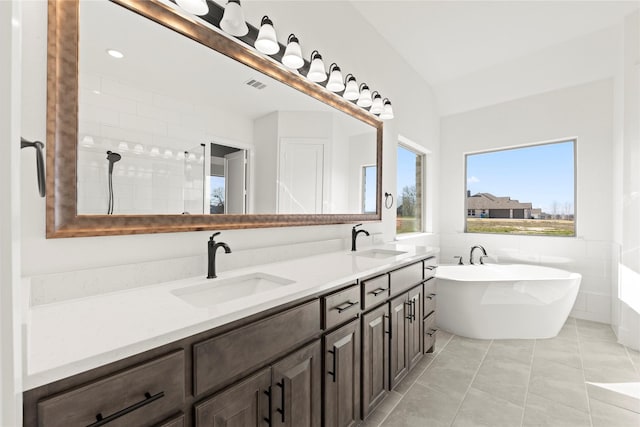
[263,387,272,426]
[87,391,164,427]
[327,347,336,382]
[276,380,285,422]
[426,328,438,337]
[369,287,388,296]
[335,301,358,313]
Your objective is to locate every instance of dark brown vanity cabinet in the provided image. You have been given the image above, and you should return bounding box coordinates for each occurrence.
[195,340,322,427]
[323,318,361,427]
[361,304,389,419]
[389,285,423,390]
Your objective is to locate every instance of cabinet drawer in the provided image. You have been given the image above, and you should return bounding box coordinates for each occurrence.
[194,299,320,396]
[361,274,389,310]
[157,413,185,427]
[424,313,437,353]
[424,279,436,317]
[424,256,437,279]
[323,284,361,330]
[389,262,423,296]
[37,351,185,427]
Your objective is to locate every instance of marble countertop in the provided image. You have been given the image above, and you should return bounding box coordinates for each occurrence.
[23,243,438,391]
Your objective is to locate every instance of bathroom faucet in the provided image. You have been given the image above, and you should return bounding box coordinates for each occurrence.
[207,232,232,279]
[351,224,370,251]
[469,245,487,265]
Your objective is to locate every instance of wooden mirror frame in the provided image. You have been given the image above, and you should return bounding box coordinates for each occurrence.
[46,0,383,238]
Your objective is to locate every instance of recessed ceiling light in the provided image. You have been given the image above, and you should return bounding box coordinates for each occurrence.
[106,49,124,59]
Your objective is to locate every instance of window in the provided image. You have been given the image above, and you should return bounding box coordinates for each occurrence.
[397,144,424,234]
[362,165,377,214]
[465,140,575,236]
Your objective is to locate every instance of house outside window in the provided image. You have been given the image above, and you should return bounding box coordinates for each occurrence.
[465,139,576,236]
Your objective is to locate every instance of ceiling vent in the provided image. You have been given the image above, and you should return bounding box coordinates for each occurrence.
[244,78,267,90]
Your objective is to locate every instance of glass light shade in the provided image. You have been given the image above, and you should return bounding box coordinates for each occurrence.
[370,93,384,114]
[343,76,359,100]
[282,35,303,69]
[326,65,345,92]
[307,52,327,82]
[380,99,394,119]
[255,16,279,55]
[357,84,372,108]
[220,0,248,37]
[176,0,209,15]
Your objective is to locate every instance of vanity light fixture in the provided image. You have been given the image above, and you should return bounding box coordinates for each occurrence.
[282,34,304,69]
[307,50,327,82]
[369,91,384,115]
[326,63,345,92]
[380,98,394,119]
[356,83,372,108]
[106,49,124,59]
[343,74,359,100]
[175,0,209,16]
[220,0,249,37]
[255,16,279,55]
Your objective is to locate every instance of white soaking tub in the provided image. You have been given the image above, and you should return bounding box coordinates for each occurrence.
[435,264,581,339]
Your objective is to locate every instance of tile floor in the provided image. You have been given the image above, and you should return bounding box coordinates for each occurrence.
[362,318,640,427]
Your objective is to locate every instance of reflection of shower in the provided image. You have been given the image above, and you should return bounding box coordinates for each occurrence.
[106,150,121,214]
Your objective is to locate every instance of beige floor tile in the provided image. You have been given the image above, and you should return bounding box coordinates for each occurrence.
[556,319,579,341]
[452,387,524,427]
[528,358,590,413]
[486,339,535,364]
[580,337,635,370]
[627,347,640,374]
[590,398,640,427]
[416,351,482,399]
[381,383,462,427]
[576,318,617,341]
[472,352,531,407]
[434,329,454,353]
[584,363,640,383]
[440,335,491,360]
[534,336,583,369]
[394,354,435,395]
[523,393,591,427]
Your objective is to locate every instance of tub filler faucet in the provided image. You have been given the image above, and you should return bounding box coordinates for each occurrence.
[469,245,487,265]
[207,232,232,279]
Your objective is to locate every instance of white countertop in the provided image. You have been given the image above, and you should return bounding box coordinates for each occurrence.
[23,244,437,391]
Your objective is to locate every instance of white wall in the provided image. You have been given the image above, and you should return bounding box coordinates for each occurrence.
[1,0,23,424]
[612,11,640,349]
[19,1,438,284]
[440,79,615,323]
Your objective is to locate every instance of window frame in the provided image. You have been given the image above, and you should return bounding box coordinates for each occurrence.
[396,138,428,236]
[464,138,577,237]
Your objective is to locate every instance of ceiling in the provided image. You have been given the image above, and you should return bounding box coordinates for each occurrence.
[350,1,639,86]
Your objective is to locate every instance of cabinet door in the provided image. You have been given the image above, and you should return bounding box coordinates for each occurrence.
[195,368,271,427]
[324,318,360,427]
[271,340,322,427]
[389,294,409,389]
[407,285,424,369]
[361,305,389,419]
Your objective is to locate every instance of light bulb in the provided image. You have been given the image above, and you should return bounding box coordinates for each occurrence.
[343,74,359,100]
[220,0,248,37]
[255,16,279,55]
[326,63,345,92]
[357,83,372,108]
[282,34,304,69]
[175,0,208,16]
[307,51,327,82]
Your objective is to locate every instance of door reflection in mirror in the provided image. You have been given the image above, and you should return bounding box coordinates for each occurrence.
[209,143,248,214]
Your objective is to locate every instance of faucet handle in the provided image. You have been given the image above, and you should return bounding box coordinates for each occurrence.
[210,231,221,241]
[353,223,363,229]
[479,255,489,265]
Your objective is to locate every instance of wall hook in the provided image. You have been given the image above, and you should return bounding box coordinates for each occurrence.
[20,137,46,197]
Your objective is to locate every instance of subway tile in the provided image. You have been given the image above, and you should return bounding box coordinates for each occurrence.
[119,112,167,136]
[101,77,153,103]
[452,387,524,427]
[585,294,611,318]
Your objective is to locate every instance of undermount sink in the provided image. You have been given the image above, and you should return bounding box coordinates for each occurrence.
[171,273,296,308]
[352,249,407,259]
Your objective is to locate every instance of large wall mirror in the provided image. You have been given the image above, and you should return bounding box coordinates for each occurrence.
[47,0,383,237]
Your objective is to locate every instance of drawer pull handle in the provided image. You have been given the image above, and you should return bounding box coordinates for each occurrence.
[369,287,388,296]
[335,300,359,313]
[384,314,391,338]
[426,293,436,300]
[276,380,285,422]
[327,347,337,382]
[404,301,415,322]
[426,328,438,337]
[425,265,437,270]
[87,391,164,427]
[263,387,272,426]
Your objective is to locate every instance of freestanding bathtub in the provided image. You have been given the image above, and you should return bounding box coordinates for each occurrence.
[435,264,581,339]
